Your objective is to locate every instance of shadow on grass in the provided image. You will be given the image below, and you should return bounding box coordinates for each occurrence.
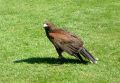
[14,57,89,64]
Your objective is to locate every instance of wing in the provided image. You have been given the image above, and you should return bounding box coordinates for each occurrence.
[53,29,83,43]
[49,32,83,55]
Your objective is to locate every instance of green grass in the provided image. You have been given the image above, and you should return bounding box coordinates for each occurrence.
[0,0,120,83]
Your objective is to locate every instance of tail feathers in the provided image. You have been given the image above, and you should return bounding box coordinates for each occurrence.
[80,48,97,64]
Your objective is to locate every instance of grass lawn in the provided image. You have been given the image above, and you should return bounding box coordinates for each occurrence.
[0,0,120,83]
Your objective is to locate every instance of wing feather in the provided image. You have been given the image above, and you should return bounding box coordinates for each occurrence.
[49,32,83,54]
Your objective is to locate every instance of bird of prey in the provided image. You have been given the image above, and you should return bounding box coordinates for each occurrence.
[43,22,97,64]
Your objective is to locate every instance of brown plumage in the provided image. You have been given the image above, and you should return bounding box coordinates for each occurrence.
[43,22,97,64]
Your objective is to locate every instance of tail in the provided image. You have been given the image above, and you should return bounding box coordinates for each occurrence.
[80,48,97,64]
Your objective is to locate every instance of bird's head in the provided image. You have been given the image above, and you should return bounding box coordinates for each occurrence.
[43,22,56,31]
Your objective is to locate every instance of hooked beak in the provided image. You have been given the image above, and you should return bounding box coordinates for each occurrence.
[43,23,48,28]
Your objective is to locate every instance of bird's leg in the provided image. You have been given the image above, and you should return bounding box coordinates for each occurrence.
[75,53,84,62]
[55,48,64,59]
